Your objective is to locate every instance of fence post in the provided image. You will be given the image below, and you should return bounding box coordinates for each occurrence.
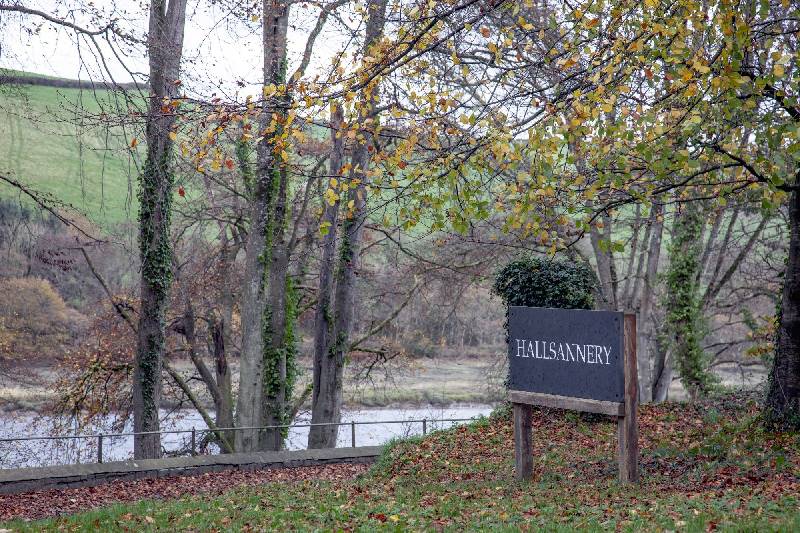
[422,418,427,436]
[97,435,103,464]
[191,427,196,456]
[351,421,356,448]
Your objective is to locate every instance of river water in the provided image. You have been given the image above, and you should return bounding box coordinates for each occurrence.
[0,404,494,468]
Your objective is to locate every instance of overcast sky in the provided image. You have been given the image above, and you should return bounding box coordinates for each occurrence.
[0,0,354,100]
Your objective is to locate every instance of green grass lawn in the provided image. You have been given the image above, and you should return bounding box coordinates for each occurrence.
[0,76,143,226]
[4,393,798,531]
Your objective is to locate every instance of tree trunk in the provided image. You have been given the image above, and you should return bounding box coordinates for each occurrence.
[765,187,800,428]
[637,202,664,403]
[215,230,236,448]
[628,205,653,309]
[260,163,293,451]
[234,192,269,451]
[308,0,388,448]
[696,207,722,284]
[212,319,234,448]
[620,204,642,308]
[664,200,710,400]
[702,213,768,309]
[258,0,295,450]
[590,210,618,310]
[652,343,672,403]
[308,104,345,449]
[134,0,187,460]
[234,0,291,452]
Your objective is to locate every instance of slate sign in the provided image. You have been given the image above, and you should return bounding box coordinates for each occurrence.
[508,306,624,402]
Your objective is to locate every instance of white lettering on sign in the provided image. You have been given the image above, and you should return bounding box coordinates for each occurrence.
[513,339,611,365]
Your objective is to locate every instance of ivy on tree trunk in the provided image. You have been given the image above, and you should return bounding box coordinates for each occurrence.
[133,0,187,460]
[235,0,297,452]
[664,200,714,401]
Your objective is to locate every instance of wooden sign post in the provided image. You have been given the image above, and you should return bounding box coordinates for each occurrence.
[508,308,639,483]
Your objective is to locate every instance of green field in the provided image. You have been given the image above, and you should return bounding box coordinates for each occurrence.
[0,74,142,226]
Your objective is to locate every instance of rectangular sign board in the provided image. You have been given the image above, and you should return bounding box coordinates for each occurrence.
[508,306,625,403]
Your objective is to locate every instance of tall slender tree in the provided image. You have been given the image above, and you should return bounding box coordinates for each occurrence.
[308,103,345,448]
[234,0,293,452]
[308,0,389,449]
[134,0,187,459]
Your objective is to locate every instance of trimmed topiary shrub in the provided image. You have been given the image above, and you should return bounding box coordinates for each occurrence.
[492,255,597,310]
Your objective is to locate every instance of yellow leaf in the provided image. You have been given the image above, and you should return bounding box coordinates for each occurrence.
[168,131,177,141]
[324,188,339,206]
[774,64,785,77]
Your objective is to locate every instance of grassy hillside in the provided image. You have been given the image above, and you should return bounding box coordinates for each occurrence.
[0,72,142,226]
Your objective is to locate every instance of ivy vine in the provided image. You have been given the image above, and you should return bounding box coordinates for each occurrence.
[663,203,715,400]
[137,146,175,425]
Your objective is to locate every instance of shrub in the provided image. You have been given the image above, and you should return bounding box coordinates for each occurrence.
[0,277,72,360]
[492,255,596,310]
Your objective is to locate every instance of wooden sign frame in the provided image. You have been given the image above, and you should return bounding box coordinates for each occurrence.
[510,313,639,483]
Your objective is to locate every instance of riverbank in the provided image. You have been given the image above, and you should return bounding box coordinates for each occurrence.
[0,352,767,414]
[0,354,506,413]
